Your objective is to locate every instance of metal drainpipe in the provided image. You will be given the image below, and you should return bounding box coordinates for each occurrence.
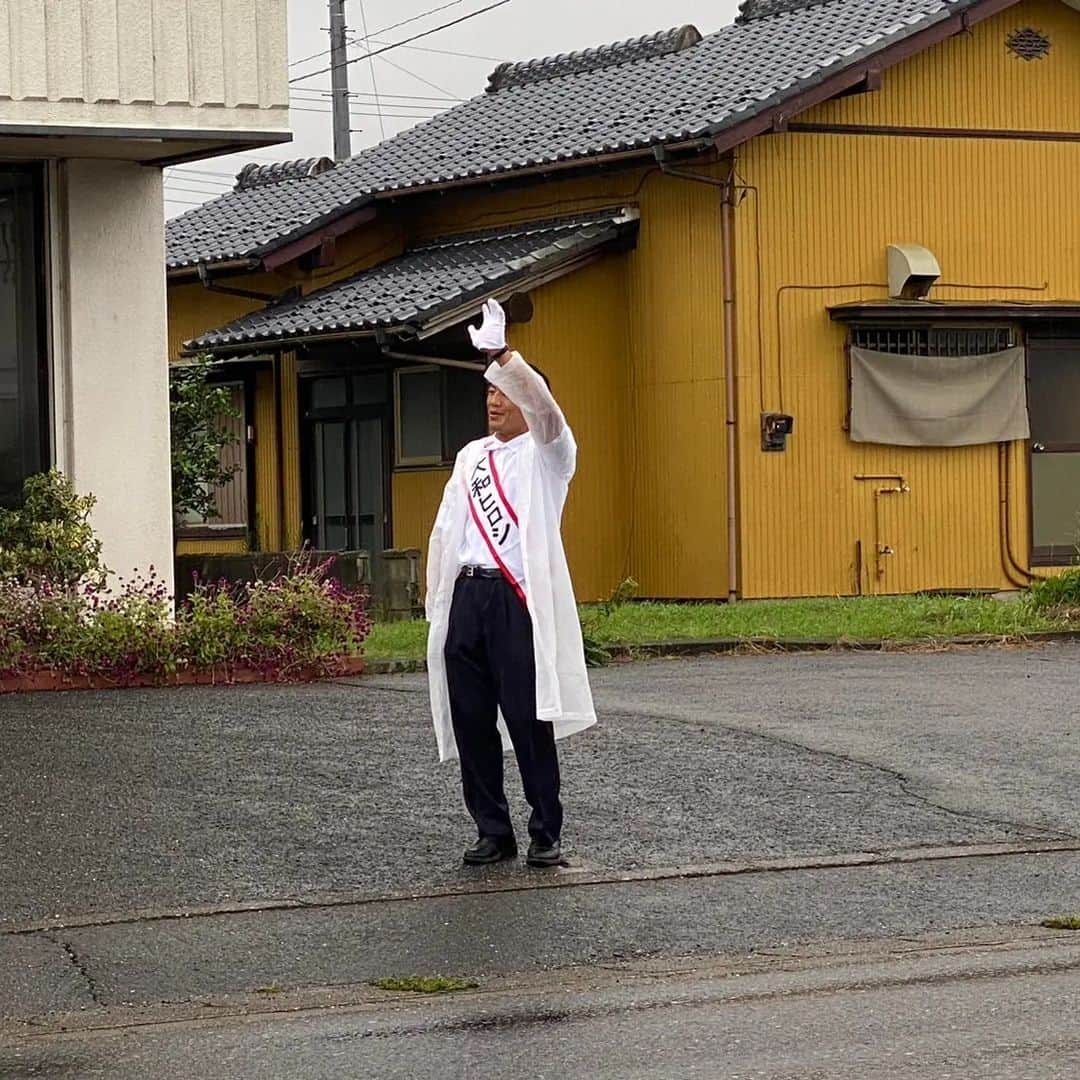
[654,150,740,603]
[998,443,1035,586]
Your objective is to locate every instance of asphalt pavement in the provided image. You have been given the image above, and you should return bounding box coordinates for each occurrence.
[2,643,1079,1076]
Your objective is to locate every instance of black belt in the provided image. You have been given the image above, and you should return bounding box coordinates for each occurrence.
[459,565,505,579]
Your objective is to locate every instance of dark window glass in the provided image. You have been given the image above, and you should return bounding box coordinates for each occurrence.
[351,374,387,406]
[310,376,347,410]
[443,368,487,459]
[396,367,487,465]
[1028,344,1080,445]
[0,165,48,507]
[398,369,443,463]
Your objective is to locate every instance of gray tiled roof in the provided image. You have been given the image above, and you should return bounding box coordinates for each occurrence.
[167,0,979,271]
[186,209,638,353]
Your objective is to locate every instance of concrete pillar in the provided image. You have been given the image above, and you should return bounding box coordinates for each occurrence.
[54,159,175,595]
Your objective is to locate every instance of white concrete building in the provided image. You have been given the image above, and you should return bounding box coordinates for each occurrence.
[0,0,290,590]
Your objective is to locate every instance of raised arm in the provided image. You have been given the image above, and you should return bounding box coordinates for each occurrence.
[469,299,577,480]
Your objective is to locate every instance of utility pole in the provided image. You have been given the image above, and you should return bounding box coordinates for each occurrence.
[328,0,352,161]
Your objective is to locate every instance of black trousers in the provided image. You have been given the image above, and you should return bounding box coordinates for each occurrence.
[444,574,563,847]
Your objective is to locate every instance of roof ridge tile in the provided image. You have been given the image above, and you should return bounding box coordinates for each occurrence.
[737,0,838,22]
[485,24,701,93]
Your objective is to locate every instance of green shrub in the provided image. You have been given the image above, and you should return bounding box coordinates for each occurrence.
[0,472,104,588]
[170,355,242,522]
[1029,570,1080,612]
[0,560,370,682]
[176,558,372,675]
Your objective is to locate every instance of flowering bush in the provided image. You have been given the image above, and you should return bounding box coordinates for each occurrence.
[177,559,372,677]
[0,559,370,684]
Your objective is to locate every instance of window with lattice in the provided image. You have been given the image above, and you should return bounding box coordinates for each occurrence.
[849,326,1018,357]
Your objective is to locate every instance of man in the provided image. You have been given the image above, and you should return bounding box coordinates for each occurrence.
[426,298,597,869]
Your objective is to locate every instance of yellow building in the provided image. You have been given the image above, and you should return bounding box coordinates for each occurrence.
[167,0,1080,602]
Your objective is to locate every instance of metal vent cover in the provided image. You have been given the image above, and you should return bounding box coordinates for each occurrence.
[1007,27,1051,61]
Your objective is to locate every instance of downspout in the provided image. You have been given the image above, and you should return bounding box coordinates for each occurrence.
[196,262,286,304]
[379,346,486,373]
[998,442,1035,587]
[653,148,740,603]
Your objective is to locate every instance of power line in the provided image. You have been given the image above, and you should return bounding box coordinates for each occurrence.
[164,183,230,198]
[164,173,234,187]
[376,52,464,101]
[287,0,471,68]
[165,166,237,179]
[355,0,386,140]
[367,0,470,40]
[289,0,512,85]
[360,36,505,61]
[290,104,442,119]
[290,88,462,102]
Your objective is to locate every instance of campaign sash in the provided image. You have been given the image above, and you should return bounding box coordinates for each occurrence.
[465,450,526,605]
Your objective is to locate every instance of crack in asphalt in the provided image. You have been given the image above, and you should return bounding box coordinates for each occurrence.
[606,708,1079,844]
[43,934,101,1008]
[332,677,1076,842]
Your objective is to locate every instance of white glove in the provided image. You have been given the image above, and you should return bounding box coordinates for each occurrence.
[468,298,507,353]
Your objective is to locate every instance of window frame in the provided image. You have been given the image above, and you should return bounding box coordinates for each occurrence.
[844,322,1024,434]
[394,365,447,468]
[174,379,252,540]
[393,364,488,470]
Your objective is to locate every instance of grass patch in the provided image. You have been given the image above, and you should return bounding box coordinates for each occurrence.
[1042,915,1080,931]
[371,975,479,994]
[363,619,429,661]
[363,594,1075,663]
[580,595,1069,645]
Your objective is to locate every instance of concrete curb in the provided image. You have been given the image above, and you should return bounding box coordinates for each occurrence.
[363,630,1080,675]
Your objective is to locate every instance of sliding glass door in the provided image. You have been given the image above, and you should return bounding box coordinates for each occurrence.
[0,165,48,508]
[302,374,389,554]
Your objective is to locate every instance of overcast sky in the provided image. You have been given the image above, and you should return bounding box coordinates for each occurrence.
[165,0,743,217]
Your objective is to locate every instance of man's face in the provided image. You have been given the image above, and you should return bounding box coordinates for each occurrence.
[487,385,527,440]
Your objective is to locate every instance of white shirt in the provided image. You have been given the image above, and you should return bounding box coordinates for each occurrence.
[457,431,527,585]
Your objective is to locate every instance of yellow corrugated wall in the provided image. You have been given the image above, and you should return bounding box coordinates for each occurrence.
[405,167,733,598]
[175,538,248,556]
[280,351,303,549]
[734,125,1080,596]
[511,258,631,601]
[802,0,1080,133]
[168,278,283,363]
[623,169,729,599]
[393,469,451,560]
[252,367,281,551]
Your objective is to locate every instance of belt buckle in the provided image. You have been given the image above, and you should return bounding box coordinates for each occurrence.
[463,565,477,578]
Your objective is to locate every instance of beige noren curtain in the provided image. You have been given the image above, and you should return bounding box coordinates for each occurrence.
[849,345,1030,447]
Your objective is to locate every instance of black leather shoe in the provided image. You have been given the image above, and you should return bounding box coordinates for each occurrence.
[526,840,563,868]
[463,836,518,866]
